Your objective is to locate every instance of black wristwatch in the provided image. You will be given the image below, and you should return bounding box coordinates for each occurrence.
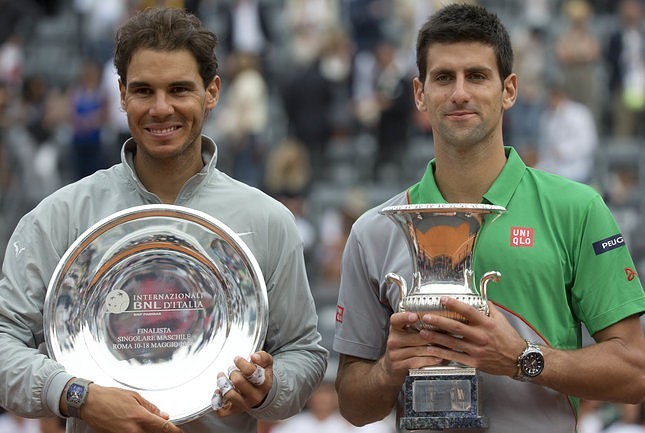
[514,340,544,381]
[65,378,93,418]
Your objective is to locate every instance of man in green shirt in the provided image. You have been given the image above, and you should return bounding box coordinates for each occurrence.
[333,4,645,432]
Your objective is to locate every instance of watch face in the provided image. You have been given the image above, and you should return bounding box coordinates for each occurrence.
[521,352,544,377]
[67,383,86,405]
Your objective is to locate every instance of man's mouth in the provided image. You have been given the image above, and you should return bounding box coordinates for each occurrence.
[147,126,180,135]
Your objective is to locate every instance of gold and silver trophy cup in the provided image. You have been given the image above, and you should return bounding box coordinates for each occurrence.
[380,203,506,431]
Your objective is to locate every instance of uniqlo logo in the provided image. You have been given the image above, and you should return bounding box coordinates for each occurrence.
[336,305,345,323]
[510,227,534,247]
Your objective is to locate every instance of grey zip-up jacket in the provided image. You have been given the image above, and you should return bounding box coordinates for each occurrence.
[0,136,327,433]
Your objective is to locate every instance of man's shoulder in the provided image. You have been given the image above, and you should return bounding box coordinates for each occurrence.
[35,168,120,211]
[523,167,601,201]
[352,191,409,235]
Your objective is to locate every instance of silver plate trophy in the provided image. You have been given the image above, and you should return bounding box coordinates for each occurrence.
[44,204,268,424]
[380,203,506,431]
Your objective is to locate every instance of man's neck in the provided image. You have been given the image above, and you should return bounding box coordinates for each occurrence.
[433,142,506,203]
[134,152,204,204]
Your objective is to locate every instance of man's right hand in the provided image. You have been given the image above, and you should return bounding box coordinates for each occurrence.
[379,311,446,384]
[335,312,446,426]
[70,383,184,433]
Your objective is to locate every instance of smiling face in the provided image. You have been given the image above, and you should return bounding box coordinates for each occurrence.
[413,42,517,152]
[119,48,219,163]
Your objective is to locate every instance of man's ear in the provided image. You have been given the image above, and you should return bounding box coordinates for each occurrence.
[413,77,427,112]
[502,73,518,110]
[118,79,126,111]
[206,76,221,109]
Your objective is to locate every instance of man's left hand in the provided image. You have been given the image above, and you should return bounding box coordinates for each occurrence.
[212,351,273,416]
[419,297,526,377]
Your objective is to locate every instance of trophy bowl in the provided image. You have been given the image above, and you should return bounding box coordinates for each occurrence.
[44,204,268,424]
[380,203,506,327]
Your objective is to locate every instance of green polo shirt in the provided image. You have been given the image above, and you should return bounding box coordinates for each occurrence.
[409,147,645,349]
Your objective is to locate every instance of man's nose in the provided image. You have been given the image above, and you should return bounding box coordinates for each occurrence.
[150,92,174,116]
[451,76,470,104]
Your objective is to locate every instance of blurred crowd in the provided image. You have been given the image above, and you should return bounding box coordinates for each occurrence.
[0,0,644,432]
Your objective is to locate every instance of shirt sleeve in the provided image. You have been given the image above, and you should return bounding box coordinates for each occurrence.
[0,210,67,417]
[333,220,392,361]
[571,195,645,335]
[248,214,328,420]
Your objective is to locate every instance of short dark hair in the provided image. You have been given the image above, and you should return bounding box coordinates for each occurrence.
[114,8,219,87]
[416,4,513,85]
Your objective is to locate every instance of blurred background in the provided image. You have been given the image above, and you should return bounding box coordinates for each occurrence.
[0,0,644,432]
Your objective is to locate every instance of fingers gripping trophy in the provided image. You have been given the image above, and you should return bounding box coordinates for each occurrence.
[380,203,506,430]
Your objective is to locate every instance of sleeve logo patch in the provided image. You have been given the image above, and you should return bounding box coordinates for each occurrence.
[510,227,534,247]
[336,305,345,323]
[592,234,625,255]
[625,267,637,281]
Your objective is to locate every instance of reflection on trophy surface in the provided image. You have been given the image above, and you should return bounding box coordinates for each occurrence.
[44,205,268,424]
[380,203,506,431]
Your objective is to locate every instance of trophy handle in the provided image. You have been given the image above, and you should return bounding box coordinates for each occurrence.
[479,271,501,304]
[386,273,407,310]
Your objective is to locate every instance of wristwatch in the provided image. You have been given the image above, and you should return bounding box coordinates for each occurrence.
[65,378,93,418]
[514,340,544,382]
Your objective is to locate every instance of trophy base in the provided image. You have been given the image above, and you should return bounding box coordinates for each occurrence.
[400,415,488,431]
[400,366,488,431]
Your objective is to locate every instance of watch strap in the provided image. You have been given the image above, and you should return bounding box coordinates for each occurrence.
[65,378,93,418]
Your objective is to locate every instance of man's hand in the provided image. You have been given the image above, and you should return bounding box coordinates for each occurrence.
[212,351,274,416]
[379,311,446,385]
[335,311,446,426]
[419,296,526,377]
[73,383,184,433]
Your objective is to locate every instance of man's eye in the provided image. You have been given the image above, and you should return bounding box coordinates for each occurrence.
[132,88,152,95]
[171,87,189,94]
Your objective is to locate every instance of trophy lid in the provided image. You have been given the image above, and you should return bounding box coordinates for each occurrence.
[44,204,268,424]
[380,203,507,215]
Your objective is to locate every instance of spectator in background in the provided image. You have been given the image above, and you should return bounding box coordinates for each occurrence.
[0,0,41,45]
[18,75,53,147]
[213,51,268,188]
[554,0,602,123]
[280,0,346,181]
[0,411,41,433]
[270,381,395,433]
[280,37,335,180]
[73,0,126,63]
[605,0,645,137]
[353,37,413,180]
[220,0,273,78]
[101,57,131,166]
[68,57,108,181]
[316,187,369,296]
[39,416,66,433]
[509,24,548,166]
[579,400,607,433]
[264,138,316,268]
[2,74,64,211]
[536,81,598,184]
[0,34,24,90]
[319,25,355,139]
[603,404,645,433]
[347,0,391,55]
[284,0,340,58]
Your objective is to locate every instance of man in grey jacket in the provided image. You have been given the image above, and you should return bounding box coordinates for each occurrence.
[0,8,327,433]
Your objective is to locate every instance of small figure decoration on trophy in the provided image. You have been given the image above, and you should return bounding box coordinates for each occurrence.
[379,203,506,431]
